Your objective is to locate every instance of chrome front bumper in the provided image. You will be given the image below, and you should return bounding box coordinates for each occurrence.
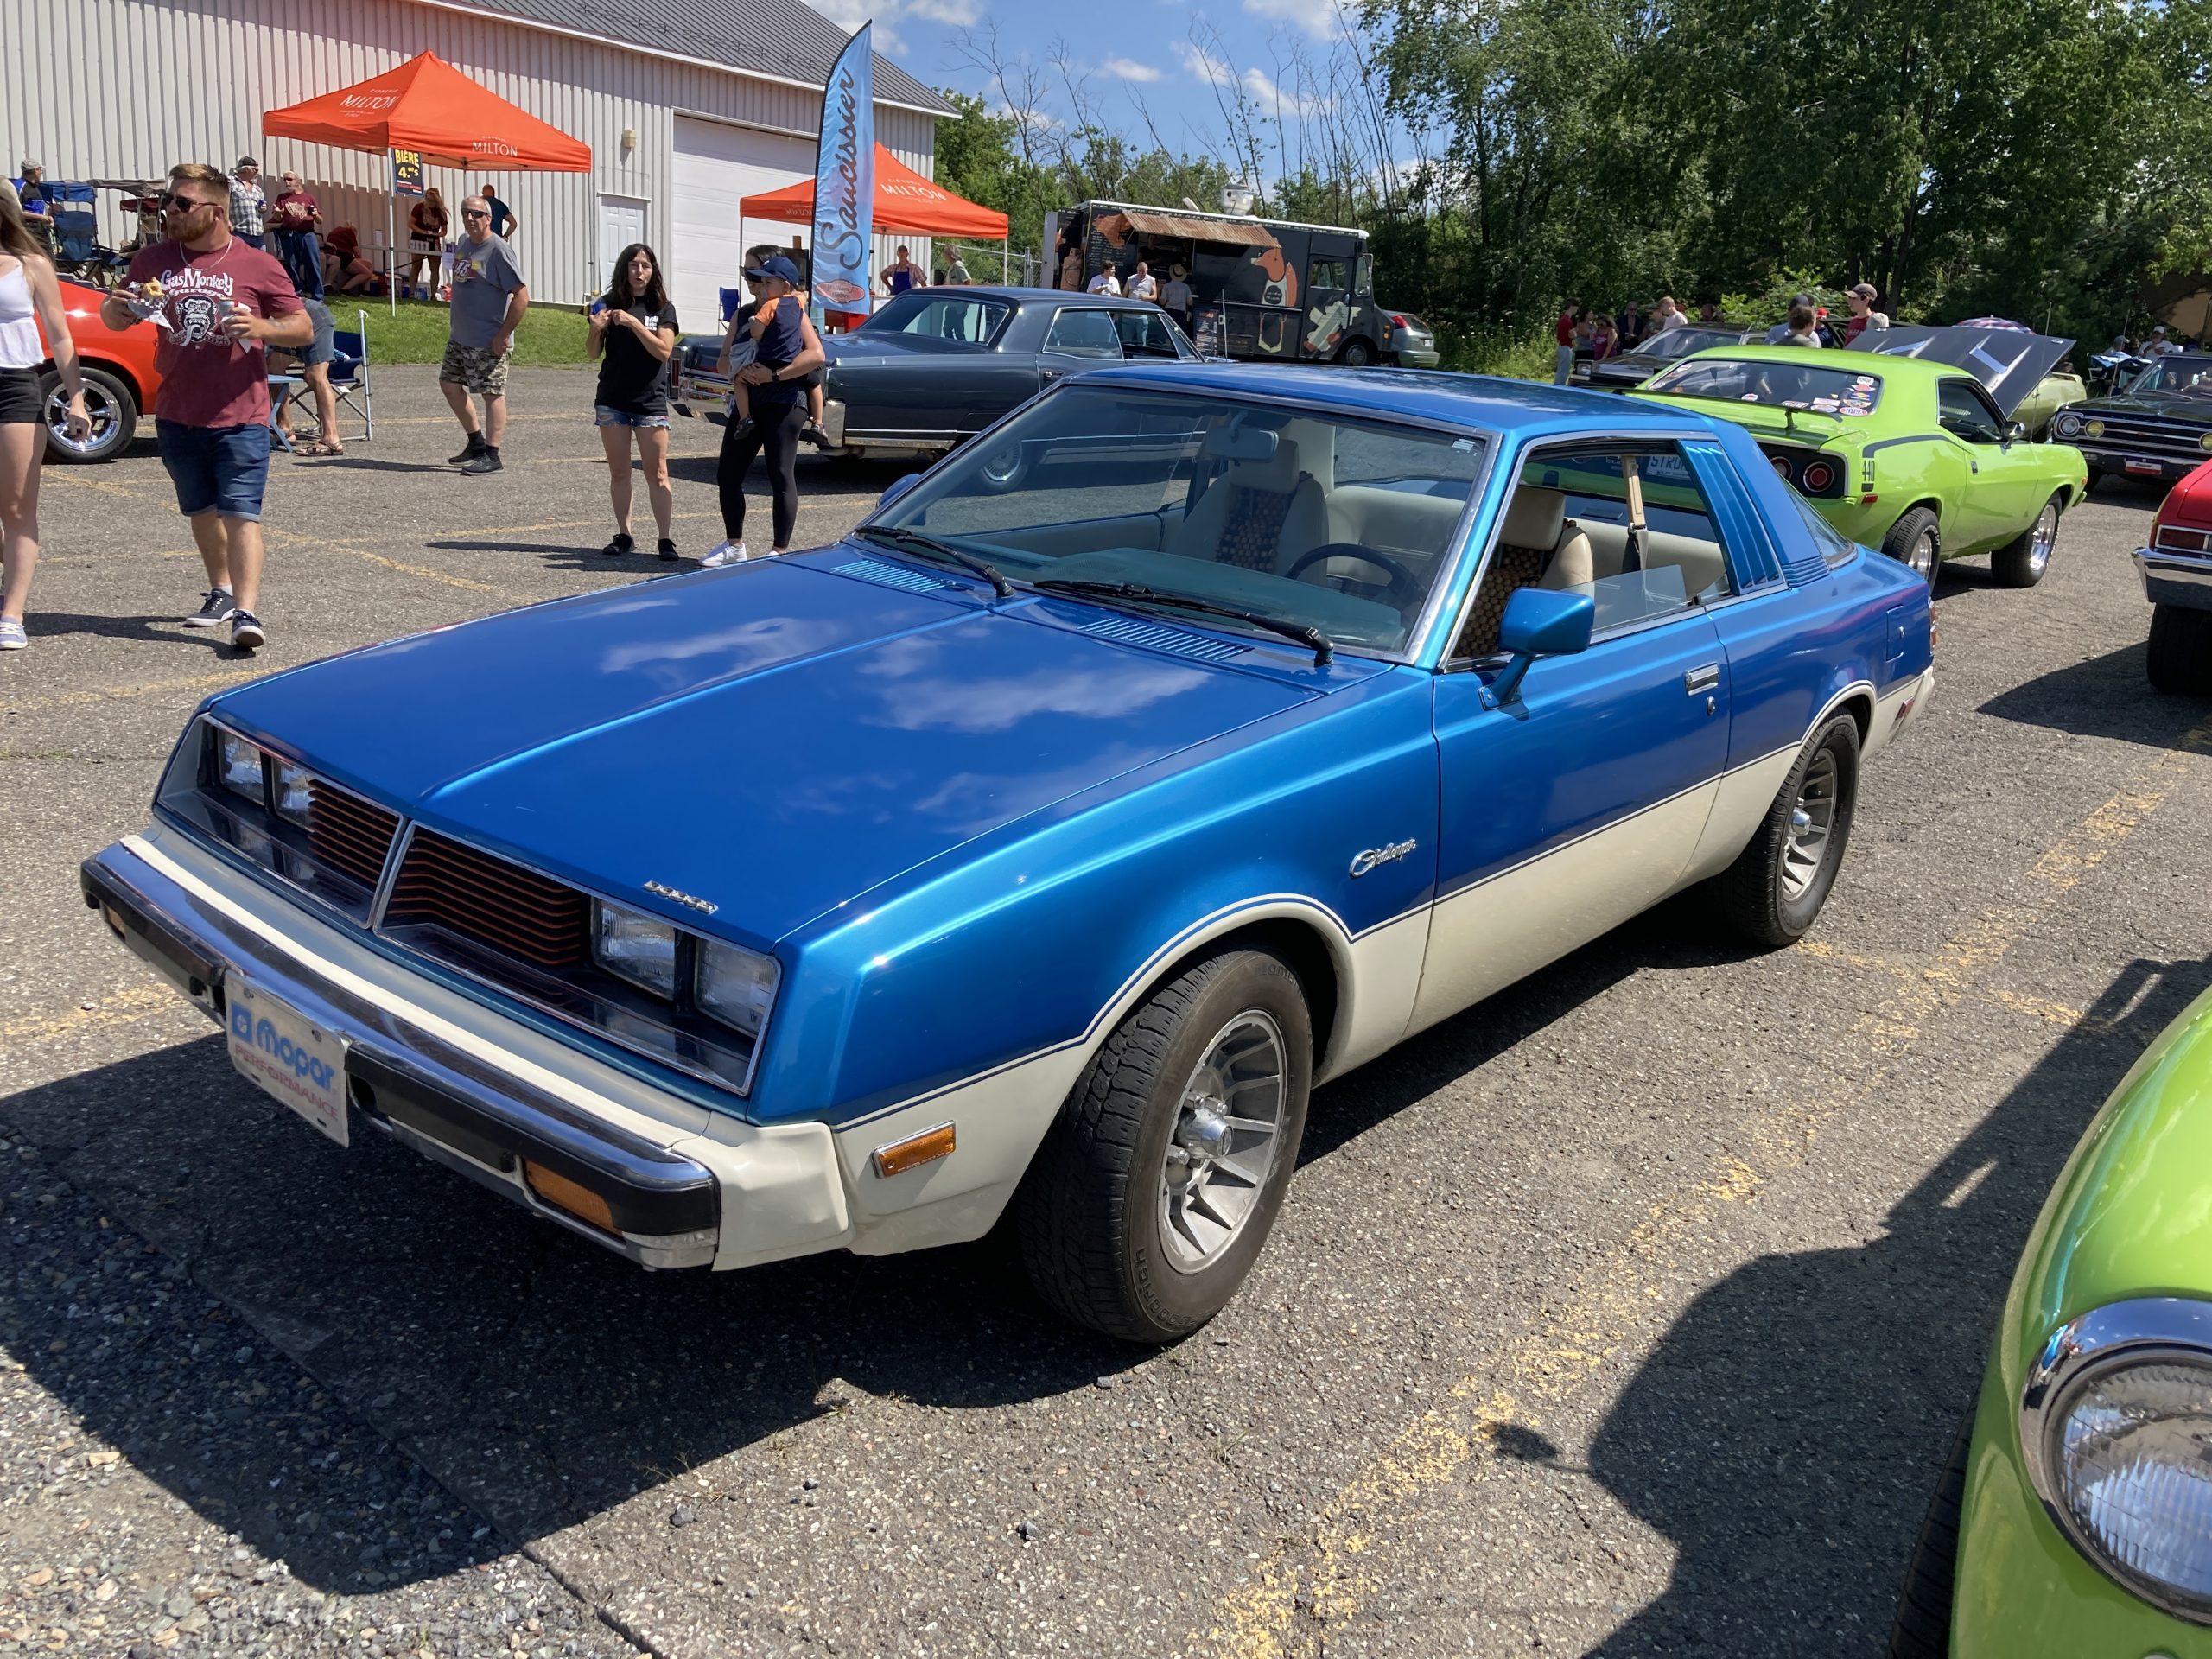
[81,837,781,1271]
[2136,544,2212,612]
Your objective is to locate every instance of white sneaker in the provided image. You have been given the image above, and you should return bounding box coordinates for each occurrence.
[699,539,749,569]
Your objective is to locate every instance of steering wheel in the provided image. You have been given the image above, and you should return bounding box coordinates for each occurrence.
[1284,542,1423,609]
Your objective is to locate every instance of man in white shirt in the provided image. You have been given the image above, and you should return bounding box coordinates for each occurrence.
[1124,261,1157,302]
[1086,267,1122,296]
[1650,295,1688,333]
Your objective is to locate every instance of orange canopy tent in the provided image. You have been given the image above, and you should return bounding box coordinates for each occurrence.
[739,144,1012,285]
[263,52,590,311]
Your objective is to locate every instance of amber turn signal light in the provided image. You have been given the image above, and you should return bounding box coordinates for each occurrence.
[524,1160,616,1233]
[872,1122,955,1179]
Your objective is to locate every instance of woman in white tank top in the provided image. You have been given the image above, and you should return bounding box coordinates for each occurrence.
[0,179,91,650]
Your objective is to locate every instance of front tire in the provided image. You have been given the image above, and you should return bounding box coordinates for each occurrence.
[41,364,137,464]
[1881,506,1941,588]
[1713,714,1861,947]
[2147,603,2212,695]
[1335,338,1375,367]
[1989,493,2061,588]
[1886,1407,1974,1659]
[1016,949,1312,1343]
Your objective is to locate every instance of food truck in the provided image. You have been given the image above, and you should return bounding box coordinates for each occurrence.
[1049,200,1389,365]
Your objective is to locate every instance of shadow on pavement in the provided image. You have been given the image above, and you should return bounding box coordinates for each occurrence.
[25,612,237,651]
[1584,951,2212,1655]
[0,891,1774,1599]
[1978,644,2212,745]
[310,456,459,475]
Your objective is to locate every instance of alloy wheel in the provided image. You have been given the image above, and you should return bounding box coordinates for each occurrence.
[2025,503,2058,578]
[1780,748,1840,903]
[46,382,120,460]
[1159,1011,1289,1272]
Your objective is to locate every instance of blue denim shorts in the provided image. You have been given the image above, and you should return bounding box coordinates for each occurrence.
[594,405,671,429]
[156,420,272,521]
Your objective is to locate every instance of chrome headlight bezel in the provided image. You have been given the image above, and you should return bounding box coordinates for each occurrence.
[2052,411,2083,440]
[2021,1297,2212,1623]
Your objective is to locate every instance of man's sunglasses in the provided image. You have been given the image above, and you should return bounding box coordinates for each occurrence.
[461,209,492,220]
[158,191,215,211]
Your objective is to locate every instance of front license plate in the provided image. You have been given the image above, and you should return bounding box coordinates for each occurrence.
[2126,457,2164,476]
[226,978,349,1147]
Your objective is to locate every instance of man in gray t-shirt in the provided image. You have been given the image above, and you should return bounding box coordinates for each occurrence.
[439,195,531,474]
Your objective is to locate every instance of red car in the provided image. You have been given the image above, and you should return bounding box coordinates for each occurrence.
[2139,456,2212,693]
[31,276,164,463]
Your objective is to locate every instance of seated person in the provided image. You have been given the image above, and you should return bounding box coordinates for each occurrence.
[321,226,381,296]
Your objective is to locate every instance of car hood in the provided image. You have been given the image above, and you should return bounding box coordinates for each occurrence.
[2074,391,2212,422]
[207,556,1333,942]
[1848,325,2072,417]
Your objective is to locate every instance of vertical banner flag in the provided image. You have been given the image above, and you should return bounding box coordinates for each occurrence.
[810,22,874,310]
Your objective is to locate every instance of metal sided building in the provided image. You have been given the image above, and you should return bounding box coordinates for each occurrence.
[3,0,953,323]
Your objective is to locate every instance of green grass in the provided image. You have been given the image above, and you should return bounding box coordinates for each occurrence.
[339,297,591,366]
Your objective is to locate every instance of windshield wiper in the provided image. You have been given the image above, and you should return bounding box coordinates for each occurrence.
[1032,578,1333,664]
[854,525,1014,597]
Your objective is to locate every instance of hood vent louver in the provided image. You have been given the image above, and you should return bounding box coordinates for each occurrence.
[830,557,949,594]
[1077,614,1250,662]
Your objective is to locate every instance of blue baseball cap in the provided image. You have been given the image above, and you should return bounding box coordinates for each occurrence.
[744,255,804,285]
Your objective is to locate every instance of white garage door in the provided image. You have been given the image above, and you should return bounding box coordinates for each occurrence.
[671,116,813,332]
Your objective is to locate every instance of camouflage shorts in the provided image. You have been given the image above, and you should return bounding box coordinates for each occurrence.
[437,340,510,397]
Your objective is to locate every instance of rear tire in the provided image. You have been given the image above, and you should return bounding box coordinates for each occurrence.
[1335,338,1375,367]
[2147,603,2212,695]
[1016,949,1312,1343]
[41,364,137,464]
[1882,507,1941,588]
[1887,1406,1974,1658]
[1989,493,2062,588]
[1713,714,1861,947]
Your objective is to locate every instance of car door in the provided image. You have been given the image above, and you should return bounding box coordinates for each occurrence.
[1038,305,1128,385]
[1412,438,1735,1033]
[1936,376,2041,550]
[1301,250,1352,359]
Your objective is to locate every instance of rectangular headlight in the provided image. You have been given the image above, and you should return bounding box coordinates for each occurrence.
[216,731,267,804]
[273,760,315,827]
[696,939,779,1040]
[592,900,678,999]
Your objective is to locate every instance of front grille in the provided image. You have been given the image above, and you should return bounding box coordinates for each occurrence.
[384,829,590,969]
[2076,413,2212,464]
[305,780,399,888]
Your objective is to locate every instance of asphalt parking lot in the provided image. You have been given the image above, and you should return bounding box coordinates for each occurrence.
[3,365,2209,1659]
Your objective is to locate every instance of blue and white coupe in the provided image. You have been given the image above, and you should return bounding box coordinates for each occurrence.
[84,365,1935,1341]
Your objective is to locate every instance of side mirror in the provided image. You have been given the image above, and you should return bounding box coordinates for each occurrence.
[2005,420,2028,446]
[876,472,924,511]
[1486,587,1595,707]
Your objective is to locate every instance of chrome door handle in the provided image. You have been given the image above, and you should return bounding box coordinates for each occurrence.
[1684,664,1720,696]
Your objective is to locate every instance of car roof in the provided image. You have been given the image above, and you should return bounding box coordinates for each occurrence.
[1070,360,1729,437]
[944,286,1165,310]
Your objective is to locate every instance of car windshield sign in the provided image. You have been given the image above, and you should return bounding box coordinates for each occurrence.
[865,385,1488,654]
[1643,356,1884,415]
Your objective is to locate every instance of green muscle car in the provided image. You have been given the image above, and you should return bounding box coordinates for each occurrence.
[1631,346,2088,588]
[1891,982,2212,1657]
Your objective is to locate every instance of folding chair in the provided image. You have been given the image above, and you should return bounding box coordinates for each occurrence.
[278,308,375,443]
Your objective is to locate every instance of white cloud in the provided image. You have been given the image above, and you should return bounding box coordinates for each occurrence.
[1241,0,1346,38]
[1242,66,1333,117]
[1178,41,1234,85]
[906,0,982,25]
[1100,55,1164,82]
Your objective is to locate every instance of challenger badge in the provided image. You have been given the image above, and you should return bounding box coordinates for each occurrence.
[1349,839,1417,878]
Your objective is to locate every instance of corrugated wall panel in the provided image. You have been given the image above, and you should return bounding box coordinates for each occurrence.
[7,0,940,307]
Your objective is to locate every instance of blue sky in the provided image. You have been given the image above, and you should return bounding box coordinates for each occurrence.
[810,0,1364,182]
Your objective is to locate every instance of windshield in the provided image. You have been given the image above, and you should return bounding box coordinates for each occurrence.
[2128,356,2212,397]
[868,385,1488,654]
[1637,326,1745,362]
[858,290,1010,346]
[1642,355,1885,415]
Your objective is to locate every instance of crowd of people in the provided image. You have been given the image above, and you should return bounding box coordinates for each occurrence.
[1550,285,1895,382]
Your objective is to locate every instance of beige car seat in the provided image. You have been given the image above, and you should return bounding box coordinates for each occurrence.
[1456,486,1593,656]
[1164,435,1331,575]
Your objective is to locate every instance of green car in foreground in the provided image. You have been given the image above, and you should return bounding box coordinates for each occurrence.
[1631,346,2088,588]
[1891,983,2212,1656]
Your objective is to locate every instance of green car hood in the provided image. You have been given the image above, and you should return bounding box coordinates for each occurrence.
[2001,980,2212,1371]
